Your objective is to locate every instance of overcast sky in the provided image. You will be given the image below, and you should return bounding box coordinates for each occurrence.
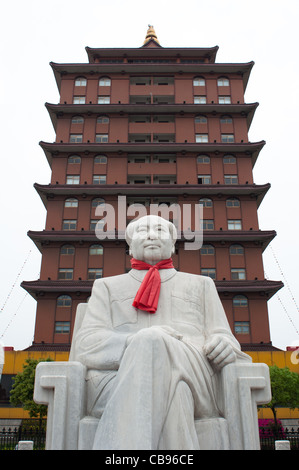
[0,0,298,351]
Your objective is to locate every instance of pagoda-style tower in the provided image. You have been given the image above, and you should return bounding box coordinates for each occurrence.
[22,27,283,351]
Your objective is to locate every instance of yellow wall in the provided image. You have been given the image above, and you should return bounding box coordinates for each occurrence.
[1,349,299,421]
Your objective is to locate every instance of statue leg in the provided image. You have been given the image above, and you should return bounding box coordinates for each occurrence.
[92,327,219,450]
[158,381,200,450]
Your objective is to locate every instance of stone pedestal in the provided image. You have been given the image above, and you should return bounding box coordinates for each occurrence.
[18,441,34,450]
[275,440,290,450]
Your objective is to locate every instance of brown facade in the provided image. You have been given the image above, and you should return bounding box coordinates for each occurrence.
[22,31,283,351]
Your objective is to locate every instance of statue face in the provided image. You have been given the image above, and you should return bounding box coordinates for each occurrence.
[129,216,175,264]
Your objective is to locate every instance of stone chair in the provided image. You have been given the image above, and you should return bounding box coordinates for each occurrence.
[34,303,271,450]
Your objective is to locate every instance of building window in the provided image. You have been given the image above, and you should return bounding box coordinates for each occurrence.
[234,321,250,334]
[194,96,207,104]
[229,244,244,255]
[66,175,80,184]
[193,77,205,86]
[60,245,75,255]
[198,175,211,184]
[99,77,111,86]
[220,115,233,124]
[92,197,105,208]
[97,116,110,124]
[89,244,103,255]
[93,175,106,184]
[199,198,213,207]
[201,268,216,279]
[88,268,103,280]
[217,77,230,87]
[98,96,110,104]
[219,96,231,104]
[73,96,86,104]
[221,134,235,143]
[231,268,246,280]
[56,295,72,307]
[223,154,236,164]
[233,295,248,307]
[55,321,71,334]
[200,244,215,255]
[224,175,238,184]
[197,155,210,164]
[195,115,207,123]
[196,134,209,143]
[71,115,84,124]
[69,134,83,143]
[202,219,214,230]
[226,198,240,207]
[58,269,73,280]
[90,219,104,231]
[96,134,108,143]
[228,219,242,230]
[62,219,77,230]
[75,77,87,87]
[94,155,107,164]
[68,155,81,164]
[64,198,78,208]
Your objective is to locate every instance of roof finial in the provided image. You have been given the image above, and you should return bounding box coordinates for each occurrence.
[143,25,160,45]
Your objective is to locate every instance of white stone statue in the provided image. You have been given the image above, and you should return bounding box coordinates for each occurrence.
[73,215,250,449]
[34,215,272,450]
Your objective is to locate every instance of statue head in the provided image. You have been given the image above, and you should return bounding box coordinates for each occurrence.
[125,215,177,265]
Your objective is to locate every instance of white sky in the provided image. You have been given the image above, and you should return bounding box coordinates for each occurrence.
[0,0,298,351]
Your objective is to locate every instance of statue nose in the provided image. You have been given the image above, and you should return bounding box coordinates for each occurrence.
[148,229,158,239]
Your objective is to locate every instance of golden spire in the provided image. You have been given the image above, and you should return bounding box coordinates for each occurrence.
[143,25,160,45]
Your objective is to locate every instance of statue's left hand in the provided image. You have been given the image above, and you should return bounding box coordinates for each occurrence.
[203,335,236,370]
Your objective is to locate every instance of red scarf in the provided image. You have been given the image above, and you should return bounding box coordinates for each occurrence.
[130,258,174,313]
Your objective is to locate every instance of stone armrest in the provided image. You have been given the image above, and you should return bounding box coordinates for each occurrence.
[34,361,86,450]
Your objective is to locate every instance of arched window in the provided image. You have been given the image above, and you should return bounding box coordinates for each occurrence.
[217,77,230,86]
[97,116,110,124]
[223,154,236,164]
[57,295,72,307]
[229,244,244,255]
[226,198,240,207]
[71,115,84,124]
[92,197,105,208]
[94,155,107,164]
[233,295,248,307]
[99,77,111,86]
[64,198,78,208]
[195,115,207,124]
[197,154,210,164]
[89,244,103,255]
[60,245,75,255]
[68,155,81,164]
[220,115,233,124]
[200,244,215,255]
[193,76,205,86]
[199,197,213,207]
[75,77,87,87]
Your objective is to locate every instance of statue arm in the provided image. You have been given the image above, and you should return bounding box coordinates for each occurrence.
[73,279,129,370]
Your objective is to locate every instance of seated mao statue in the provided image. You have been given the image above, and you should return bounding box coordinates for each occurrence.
[72,215,251,450]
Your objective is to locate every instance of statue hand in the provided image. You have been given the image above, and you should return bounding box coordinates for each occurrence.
[203,335,236,370]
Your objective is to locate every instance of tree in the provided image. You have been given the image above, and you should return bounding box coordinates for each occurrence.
[264,365,299,431]
[10,357,53,423]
